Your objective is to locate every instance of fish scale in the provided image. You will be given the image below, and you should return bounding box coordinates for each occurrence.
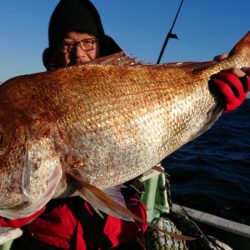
[0,32,249,221]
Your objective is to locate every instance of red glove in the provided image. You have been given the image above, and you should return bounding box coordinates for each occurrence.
[209,72,250,112]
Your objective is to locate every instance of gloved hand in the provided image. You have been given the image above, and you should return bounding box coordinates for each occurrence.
[209,70,250,112]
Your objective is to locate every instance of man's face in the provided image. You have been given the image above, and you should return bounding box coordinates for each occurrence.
[59,31,100,67]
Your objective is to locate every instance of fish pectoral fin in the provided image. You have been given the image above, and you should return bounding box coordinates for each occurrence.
[103,185,129,220]
[66,168,196,241]
[66,168,136,221]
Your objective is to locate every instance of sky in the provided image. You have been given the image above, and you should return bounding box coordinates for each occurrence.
[0,0,250,83]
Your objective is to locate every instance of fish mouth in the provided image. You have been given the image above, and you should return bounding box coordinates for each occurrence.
[0,158,62,220]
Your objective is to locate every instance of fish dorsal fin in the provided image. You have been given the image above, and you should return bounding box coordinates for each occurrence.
[83,51,144,66]
[66,168,195,241]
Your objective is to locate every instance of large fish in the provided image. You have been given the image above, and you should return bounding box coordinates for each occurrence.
[0,32,249,227]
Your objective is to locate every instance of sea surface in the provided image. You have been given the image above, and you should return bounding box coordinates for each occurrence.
[162,99,250,225]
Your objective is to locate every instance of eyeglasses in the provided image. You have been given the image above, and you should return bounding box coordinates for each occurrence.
[62,38,99,53]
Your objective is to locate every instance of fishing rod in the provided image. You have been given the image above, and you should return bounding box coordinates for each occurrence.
[156,0,185,64]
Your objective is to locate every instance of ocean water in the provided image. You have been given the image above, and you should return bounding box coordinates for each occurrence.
[162,99,250,225]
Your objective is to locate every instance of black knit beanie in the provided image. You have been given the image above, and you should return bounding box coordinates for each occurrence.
[48,0,105,47]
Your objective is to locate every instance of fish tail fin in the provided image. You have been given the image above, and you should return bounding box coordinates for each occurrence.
[66,168,196,241]
[229,31,250,60]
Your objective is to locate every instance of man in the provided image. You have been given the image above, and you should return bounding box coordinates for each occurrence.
[1,0,249,249]
[10,1,147,249]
